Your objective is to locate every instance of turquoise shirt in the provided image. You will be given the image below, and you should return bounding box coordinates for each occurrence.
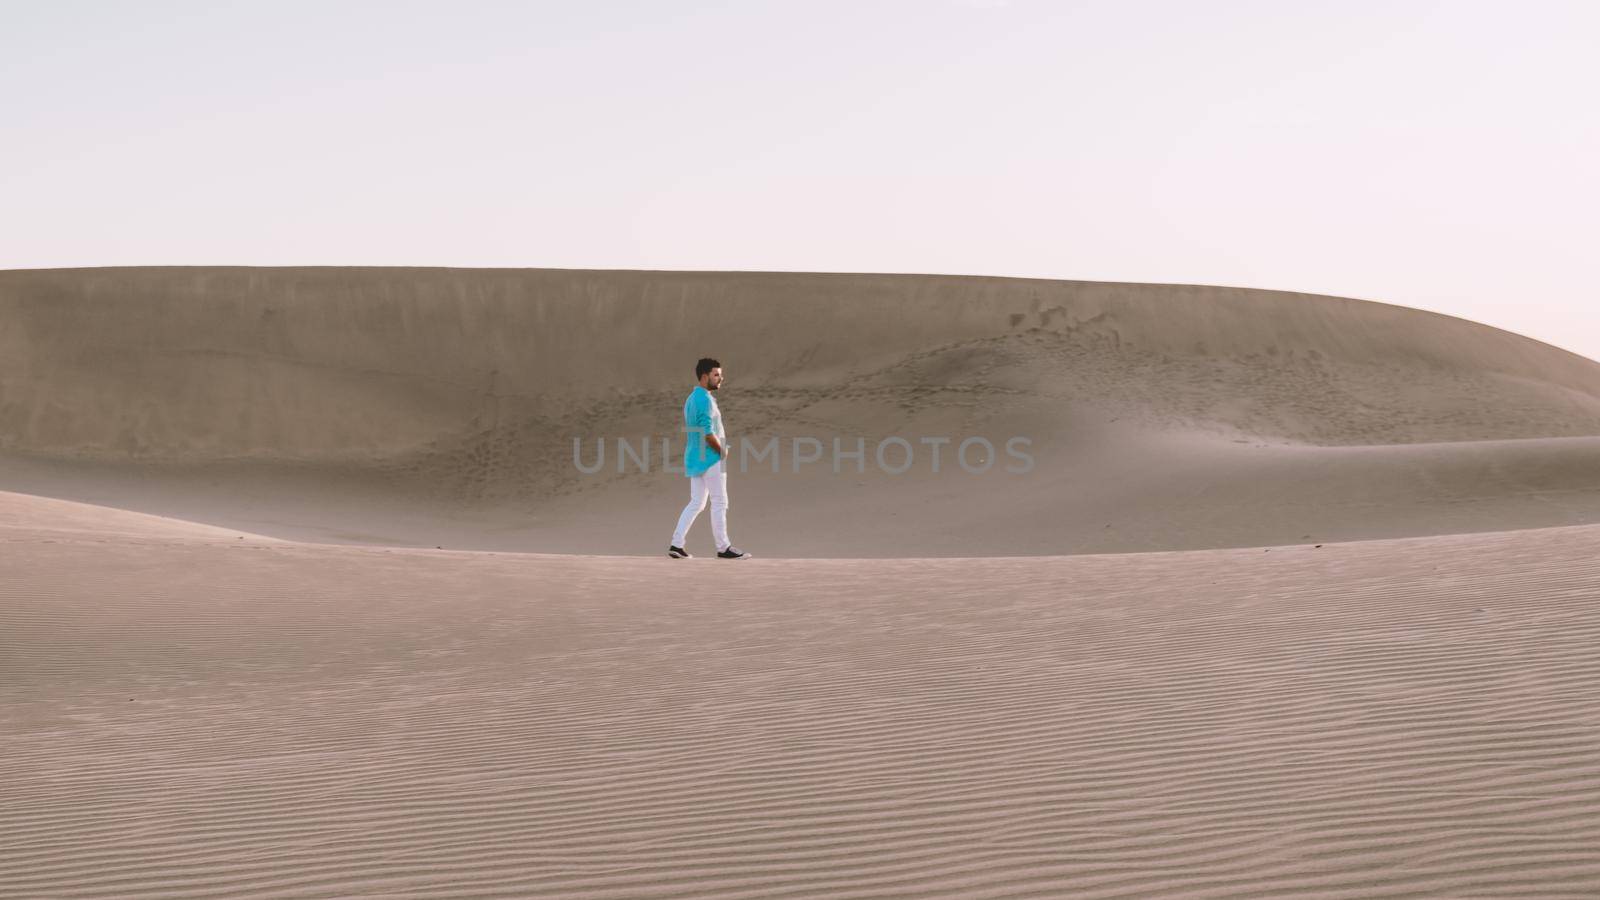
[682,385,724,477]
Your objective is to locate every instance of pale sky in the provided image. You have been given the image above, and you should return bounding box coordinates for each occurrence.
[5,1,1597,361]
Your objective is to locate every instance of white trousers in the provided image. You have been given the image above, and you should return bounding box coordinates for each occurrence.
[672,460,730,552]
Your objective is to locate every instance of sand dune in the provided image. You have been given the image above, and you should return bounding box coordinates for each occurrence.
[5,490,1600,897]
[3,266,1600,555]
[6,268,1600,895]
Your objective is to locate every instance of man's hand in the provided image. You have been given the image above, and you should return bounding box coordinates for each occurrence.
[706,434,723,456]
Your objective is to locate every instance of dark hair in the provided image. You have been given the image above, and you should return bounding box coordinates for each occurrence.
[695,357,721,379]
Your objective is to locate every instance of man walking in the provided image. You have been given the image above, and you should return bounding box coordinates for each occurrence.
[669,358,752,559]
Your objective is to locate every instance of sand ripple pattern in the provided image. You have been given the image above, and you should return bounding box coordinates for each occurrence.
[5,524,1600,897]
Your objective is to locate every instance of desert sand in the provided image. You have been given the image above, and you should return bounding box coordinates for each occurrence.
[4,267,1600,896]
[5,267,1600,556]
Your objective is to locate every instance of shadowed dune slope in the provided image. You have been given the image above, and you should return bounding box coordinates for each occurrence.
[3,266,1600,554]
[5,491,1600,897]
[0,489,278,543]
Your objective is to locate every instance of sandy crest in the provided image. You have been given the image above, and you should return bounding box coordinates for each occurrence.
[4,267,1600,556]
[5,493,1599,898]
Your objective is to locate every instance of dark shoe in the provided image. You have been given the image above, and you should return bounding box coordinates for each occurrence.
[668,546,692,559]
[717,546,752,559]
